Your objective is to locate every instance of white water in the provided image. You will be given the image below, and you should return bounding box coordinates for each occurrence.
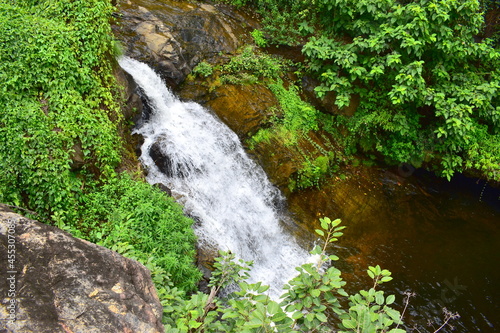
[119,56,311,297]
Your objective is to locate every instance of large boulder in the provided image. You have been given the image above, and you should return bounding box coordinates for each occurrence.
[113,0,256,89]
[0,207,164,333]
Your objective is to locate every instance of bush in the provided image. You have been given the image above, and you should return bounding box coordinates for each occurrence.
[0,0,121,221]
[192,61,213,77]
[0,0,201,296]
[80,175,201,293]
[250,29,268,47]
[221,46,286,80]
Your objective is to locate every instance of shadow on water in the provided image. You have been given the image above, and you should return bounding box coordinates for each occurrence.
[297,168,499,332]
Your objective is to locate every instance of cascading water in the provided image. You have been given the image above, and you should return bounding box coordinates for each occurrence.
[119,56,311,297]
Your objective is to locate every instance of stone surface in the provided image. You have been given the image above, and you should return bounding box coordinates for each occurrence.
[0,209,164,333]
[206,84,277,138]
[179,82,278,139]
[113,0,256,89]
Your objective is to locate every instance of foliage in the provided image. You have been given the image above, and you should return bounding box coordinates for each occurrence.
[0,0,121,221]
[159,217,409,332]
[208,250,252,293]
[214,0,314,45]
[218,45,333,191]
[220,46,287,82]
[78,175,201,293]
[250,29,268,48]
[216,0,500,182]
[249,79,319,148]
[268,79,319,133]
[216,45,345,191]
[292,154,335,191]
[192,61,214,78]
[0,0,201,295]
[302,0,500,181]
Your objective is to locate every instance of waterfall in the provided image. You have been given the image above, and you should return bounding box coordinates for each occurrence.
[119,56,311,297]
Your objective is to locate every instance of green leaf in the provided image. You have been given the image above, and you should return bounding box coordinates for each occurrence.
[385,308,401,322]
[246,318,264,328]
[320,217,330,230]
[381,276,393,283]
[386,294,396,305]
[316,312,328,322]
[329,254,339,261]
[315,229,325,236]
[331,218,342,227]
[267,301,280,315]
[342,318,357,329]
[375,292,384,305]
[271,311,288,323]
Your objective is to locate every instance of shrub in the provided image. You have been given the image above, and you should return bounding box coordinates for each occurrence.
[192,61,213,77]
[80,175,201,293]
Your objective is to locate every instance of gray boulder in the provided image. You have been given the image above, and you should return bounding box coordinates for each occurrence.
[113,0,255,88]
[0,207,164,333]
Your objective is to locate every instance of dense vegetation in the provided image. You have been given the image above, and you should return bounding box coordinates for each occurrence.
[192,46,342,190]
[0,0,482,331]
[0,0,200,293]
[216,0,500,182]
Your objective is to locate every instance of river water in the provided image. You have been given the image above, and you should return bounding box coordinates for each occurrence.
[364,172,500,332]
[120,56,499,332]
[299,169,500,332]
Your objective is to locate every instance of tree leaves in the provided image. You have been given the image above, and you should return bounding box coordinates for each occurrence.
[299,0,500,181]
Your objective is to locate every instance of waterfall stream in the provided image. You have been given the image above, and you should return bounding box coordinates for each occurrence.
[119,56,311,297]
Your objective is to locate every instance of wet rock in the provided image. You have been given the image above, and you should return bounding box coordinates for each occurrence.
[153,182,173,197]
[179,83,278,138]
[69,140,85,171]
[114,64,144,123]
[149,141,196,178]
[113,0,255,89]
[207,84,277,138]
[0,210,164,333]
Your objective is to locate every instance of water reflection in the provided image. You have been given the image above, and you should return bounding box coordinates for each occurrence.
[290,168,499,332]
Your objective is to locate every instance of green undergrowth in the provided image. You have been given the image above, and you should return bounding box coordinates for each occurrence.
[0,0,200,295]
[220,45,288,83]
[77,175,202,293]
[214,0,500,182]
[205,45,342,190]
[158,218,461,332]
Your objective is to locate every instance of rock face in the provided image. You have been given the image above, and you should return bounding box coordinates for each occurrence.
[180,82,278,138]
[0,208,164,333]
[113,0,256,89]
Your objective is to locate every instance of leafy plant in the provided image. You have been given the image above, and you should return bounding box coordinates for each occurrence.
[158,217,412,332]
[192,61,213,78]
[0,0,201,297]
[300,0,500,180]
[221,46,287,81]
[217,0,500,182]
[251,29,268,48]
[80,175,201,293]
